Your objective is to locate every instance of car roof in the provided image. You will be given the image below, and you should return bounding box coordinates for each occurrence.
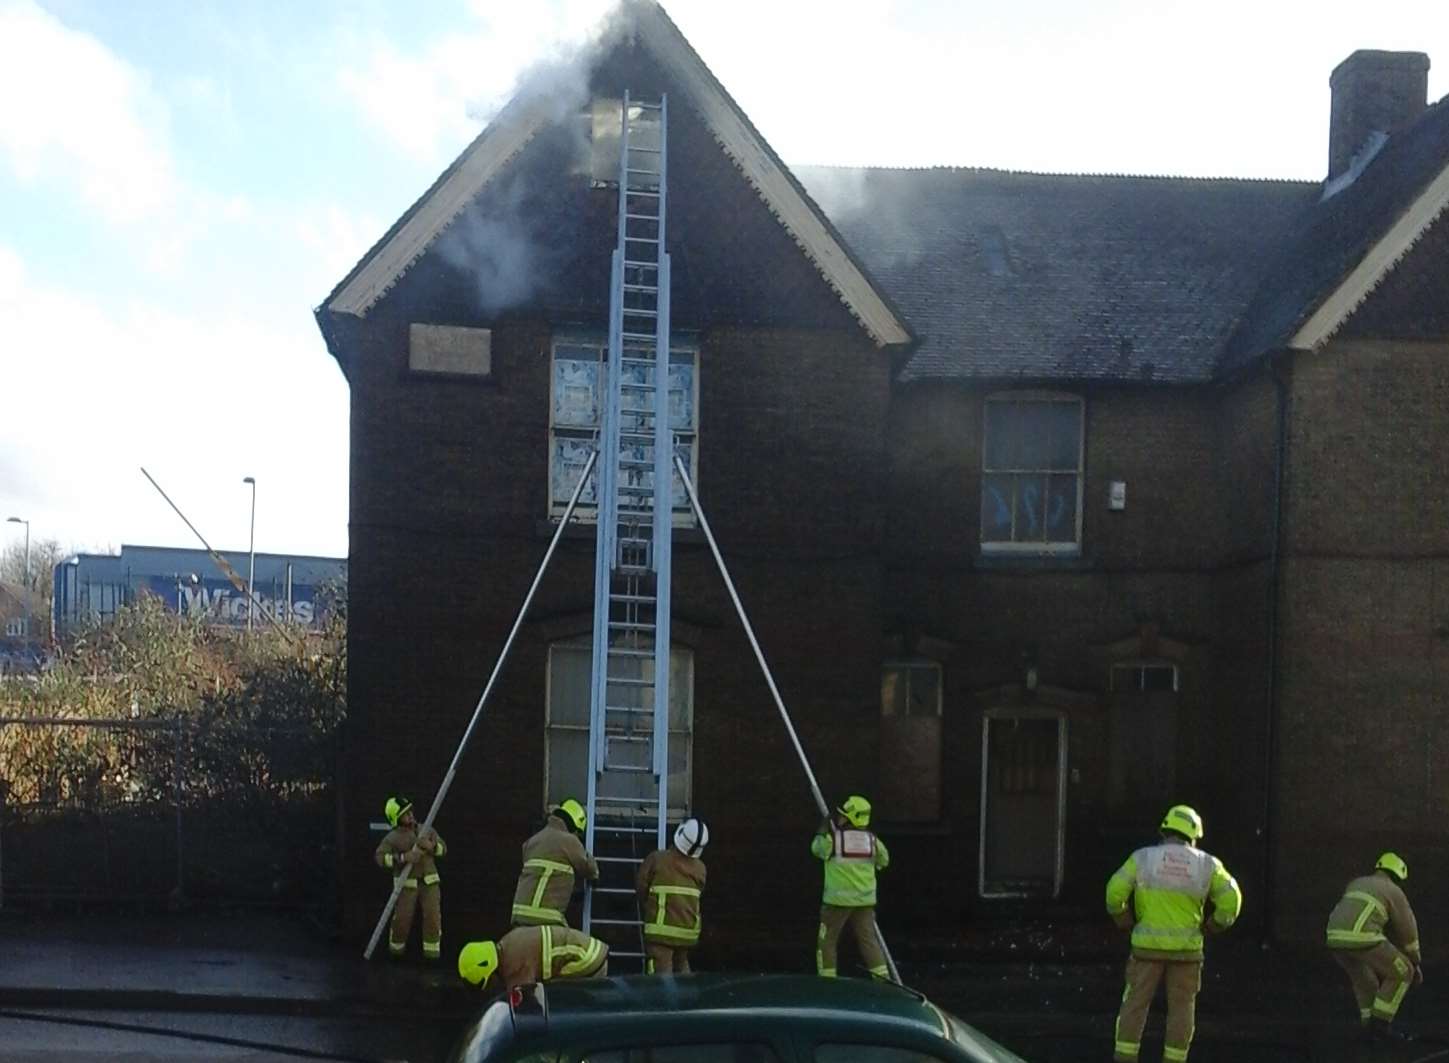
[533,973,949,1034]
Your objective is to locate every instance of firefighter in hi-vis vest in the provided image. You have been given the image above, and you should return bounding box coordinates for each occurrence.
[636,817,709,974]
[1105,804,1242,1063]
[457,925,609,991]
[812,795,890,979]
[374,795,447,961]
[1325,852,1423,1042]
[511,798,600,927]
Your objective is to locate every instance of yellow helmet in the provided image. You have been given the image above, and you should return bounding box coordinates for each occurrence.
[553,798,587,834]
[1160,804,1203,842]
[1376,852,1408,882]
[457,941,499,987]
[384,796,413,829]
[838,795,872,829]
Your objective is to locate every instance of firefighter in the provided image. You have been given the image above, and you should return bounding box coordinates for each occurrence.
[1105,804,1241,1063]
[374,795,447,961]
[1325,852,1423,1041]
[511,798,600,927]
[812,794,890,980]
[636,817,708,974]
[457,924,609,991]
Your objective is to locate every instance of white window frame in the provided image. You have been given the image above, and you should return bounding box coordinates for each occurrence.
[544,635,695,817]
[1109,661,1180,693]
[980,391,1084,554]
[548,336,700,526]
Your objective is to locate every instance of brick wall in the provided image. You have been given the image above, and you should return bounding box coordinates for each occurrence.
[884,383,1241,915]
[1271,337,1449,941]
[340,305,891,948]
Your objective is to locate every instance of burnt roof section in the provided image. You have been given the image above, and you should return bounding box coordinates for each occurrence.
[798,166,1317,384]
[1221,93,1449,372]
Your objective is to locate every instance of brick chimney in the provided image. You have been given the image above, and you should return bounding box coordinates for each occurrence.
[1329,50,1431,179]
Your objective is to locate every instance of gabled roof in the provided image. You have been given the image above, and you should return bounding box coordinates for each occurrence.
[1222,94,1449,371]
[799,166,1316,383]
[319,1,909,349]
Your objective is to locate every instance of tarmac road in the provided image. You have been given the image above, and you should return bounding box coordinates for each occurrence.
[0,1008,459,1063]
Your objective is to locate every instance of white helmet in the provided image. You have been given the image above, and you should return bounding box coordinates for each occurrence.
[674,817,709,858]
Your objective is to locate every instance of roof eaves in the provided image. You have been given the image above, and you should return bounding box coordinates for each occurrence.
[1290,157,1449,350]
[632,3,911,347]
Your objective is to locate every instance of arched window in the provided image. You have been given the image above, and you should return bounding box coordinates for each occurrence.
[545,635,694,815]
[981,392,1083,550]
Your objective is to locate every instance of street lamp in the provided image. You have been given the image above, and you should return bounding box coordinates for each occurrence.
[6,516,30,640]
[242,477,256,633]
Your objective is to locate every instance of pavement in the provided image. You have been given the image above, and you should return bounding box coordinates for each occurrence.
[3,909,1449,1062]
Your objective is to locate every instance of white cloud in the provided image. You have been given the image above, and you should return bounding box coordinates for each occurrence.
[0,244,349,558]
[0,0,180,222]
[336,0,615,164]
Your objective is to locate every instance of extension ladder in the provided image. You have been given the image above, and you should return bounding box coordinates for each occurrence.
[582,92,675,970]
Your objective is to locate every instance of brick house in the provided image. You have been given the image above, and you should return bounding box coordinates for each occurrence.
[316,3,1449,951]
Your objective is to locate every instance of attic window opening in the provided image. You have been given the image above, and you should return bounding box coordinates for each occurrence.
[590,98,663,189]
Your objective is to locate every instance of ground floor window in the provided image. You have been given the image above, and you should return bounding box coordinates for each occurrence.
[878,661,942,822]
[545,635,693,815]
[1108,661,1179,816]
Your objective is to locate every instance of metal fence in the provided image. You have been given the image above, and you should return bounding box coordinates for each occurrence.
[0,715,338,909]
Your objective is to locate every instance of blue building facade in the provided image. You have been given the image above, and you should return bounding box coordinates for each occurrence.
[52,544,346,638]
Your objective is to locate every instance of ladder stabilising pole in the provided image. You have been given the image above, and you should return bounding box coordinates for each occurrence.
[673,453,902,984]
[363,449,600,959]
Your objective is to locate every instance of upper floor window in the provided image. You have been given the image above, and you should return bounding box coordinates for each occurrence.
[548,337,699,525]
[981,393,1083,551]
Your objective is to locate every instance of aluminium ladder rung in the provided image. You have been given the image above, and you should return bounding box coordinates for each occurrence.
[600,764,653,775]
[607,649,655,660]
[609,593,656,604]
[629,146,663,154]
[592,887,637,896]
[593,794,661,805]
[594,825,657,835]
[597,855,650,864]
[590,918,648,927]
[625,213,662,221]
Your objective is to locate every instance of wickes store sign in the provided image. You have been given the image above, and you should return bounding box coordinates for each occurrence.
[143,577,323,627]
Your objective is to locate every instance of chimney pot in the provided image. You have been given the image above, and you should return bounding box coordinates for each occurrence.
[1329,50,1430,179]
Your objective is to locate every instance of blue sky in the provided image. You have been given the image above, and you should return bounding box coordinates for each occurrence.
[2,0,1447,561]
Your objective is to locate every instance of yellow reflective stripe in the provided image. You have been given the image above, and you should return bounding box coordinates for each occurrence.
[1114,1042,1140,1059]
[540,925,555,979]
[423,873,441,885]
[434,840,446,857]
[1404,939,1420,954]
[1347,891,1387,933]
[511,904,566,924]
[1327,929,1385,946]
[645,922,700,943]
[648,884,702,940]
[1163,1048,1188,1062]
[399,878,419,889]
[525,858,572,911]
[383,853,395,868]
[558,936,604,976]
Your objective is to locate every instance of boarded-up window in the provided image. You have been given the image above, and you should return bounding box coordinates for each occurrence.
[545,635,693,816]
[408,324,491,377]
[1108,662,1179,816]
[878,661,942,822]
[548,338,698,525]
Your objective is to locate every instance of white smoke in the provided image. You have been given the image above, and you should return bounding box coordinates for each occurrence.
[439,3,636,316]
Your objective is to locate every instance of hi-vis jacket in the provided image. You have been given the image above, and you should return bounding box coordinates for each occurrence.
[636,848,706,946]
[1106,839,1241,961]
[496,925,609,989]
[811,825,890,908]
[374,825,446,887]
[511,815,600,926]
[1326,873,1421,961]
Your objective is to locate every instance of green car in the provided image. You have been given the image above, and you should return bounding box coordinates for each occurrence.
[448,974,1031,1063]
